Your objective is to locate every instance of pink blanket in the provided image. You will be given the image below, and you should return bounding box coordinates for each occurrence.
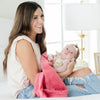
[34,52,68,97]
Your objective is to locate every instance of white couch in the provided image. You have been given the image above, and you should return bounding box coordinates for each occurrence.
[0,81,13,99]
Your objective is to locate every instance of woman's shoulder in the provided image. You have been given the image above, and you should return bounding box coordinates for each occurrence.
[13,35,38,47]
[14,35,33,43]
[15,39,34,58]
[9,35,34,52]
[16,39,32,49]
[14,35,32,45]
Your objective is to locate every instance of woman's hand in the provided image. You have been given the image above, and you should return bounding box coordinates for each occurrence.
[57,59,76,78]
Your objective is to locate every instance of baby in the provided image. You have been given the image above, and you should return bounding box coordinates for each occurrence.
[48,44,79,73]
[24,44,79,95]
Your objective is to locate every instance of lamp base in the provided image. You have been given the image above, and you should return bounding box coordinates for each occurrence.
[74,59,88,70]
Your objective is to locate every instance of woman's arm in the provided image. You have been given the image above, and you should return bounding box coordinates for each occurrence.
[57,59,76,78]
[16,39,39,86]
[68,67,92,78]
[68,67,92,89]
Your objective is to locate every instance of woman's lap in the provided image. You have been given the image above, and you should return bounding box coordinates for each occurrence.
[64,72,100,97]
[66,85,90,97]
[17,85,39,99]
[83,73,100,94]
[17,85,91,98]
[18,85,90,98]
[17,72,100,98]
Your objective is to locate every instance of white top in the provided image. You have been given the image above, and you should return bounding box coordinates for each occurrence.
[7,35,41,98]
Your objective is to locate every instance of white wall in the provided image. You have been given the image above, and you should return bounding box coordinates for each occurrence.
[0,0,44,19]
[0,18,13,81]
[97,31,100,51]
[96,0,100,51]
[96,0,100,4]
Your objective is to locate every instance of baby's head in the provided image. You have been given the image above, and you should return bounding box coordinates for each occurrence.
[61,44,79,60]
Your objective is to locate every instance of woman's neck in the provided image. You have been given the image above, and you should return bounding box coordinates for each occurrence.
[29,33,36,42]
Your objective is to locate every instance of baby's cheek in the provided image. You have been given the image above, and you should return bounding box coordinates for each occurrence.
[62,49,66,54]
[68,54,74,58]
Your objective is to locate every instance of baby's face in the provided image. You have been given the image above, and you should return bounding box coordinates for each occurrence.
[61,45,76,59]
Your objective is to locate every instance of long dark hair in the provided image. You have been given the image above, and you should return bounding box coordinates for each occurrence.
[3,1,46,73]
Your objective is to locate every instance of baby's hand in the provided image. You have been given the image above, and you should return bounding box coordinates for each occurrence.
[71,58,76,62]
[48,54,54,61]
[48,61,54,66]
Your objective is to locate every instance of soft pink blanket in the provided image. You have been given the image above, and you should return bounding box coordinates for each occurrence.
[34,52,68,97]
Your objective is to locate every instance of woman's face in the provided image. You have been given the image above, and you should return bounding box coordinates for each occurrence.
[31,7,44,34]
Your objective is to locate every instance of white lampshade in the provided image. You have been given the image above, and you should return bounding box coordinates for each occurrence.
[63,4,100,30]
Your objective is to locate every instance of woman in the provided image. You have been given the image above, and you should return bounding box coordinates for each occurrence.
[3,1,46,99]
[3,1,100,99]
